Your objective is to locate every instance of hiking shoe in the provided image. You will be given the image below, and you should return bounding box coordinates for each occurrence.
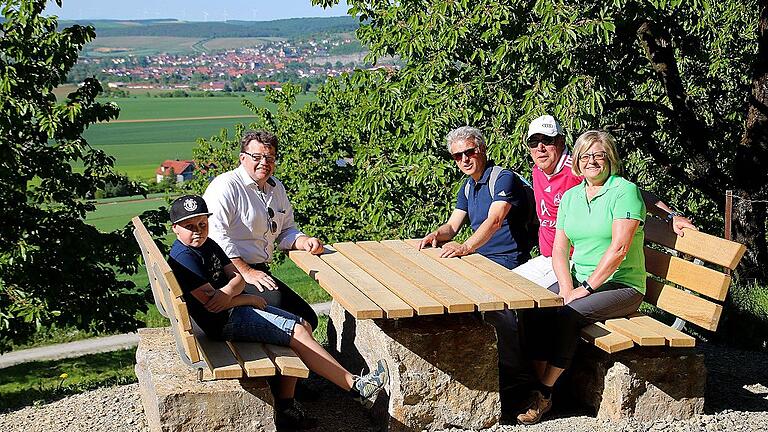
[275,400,318,430]
[353,359,389,407]
[516,391,552,425]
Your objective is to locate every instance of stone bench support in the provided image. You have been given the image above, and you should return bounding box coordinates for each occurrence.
[327,301,501,431]
[135,327,275,432]
[567,344,706,420]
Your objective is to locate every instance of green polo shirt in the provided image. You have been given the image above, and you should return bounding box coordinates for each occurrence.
[556,175,646,294]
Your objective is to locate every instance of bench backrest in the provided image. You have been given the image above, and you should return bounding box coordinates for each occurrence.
[642,217,747,331]
[132,216,202,365]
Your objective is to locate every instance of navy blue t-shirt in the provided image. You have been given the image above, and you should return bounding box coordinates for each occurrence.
[167,238,232,339]
[456,164,532,270]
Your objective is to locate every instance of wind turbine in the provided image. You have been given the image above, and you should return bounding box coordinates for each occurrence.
[202,11,209,22]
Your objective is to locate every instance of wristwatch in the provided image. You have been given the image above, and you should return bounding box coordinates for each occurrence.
[665,211,679,224]
[581,280,595,294]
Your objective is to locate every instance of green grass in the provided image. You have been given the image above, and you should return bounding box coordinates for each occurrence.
[87,196,171,232]
[0,350,137,411]
[81,94,315,180]
[84,36,200,56]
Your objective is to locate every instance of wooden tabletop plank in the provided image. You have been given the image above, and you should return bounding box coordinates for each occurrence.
[320,247,414,318]
[227,341,277,377]
[331,242,445,315]
[350,241,475,313]
[604,318,666,346]
[263,344,310,378]
[580,322,634,353]
[627,314,696,348]
[402,240,562,308]
[288,250,384,320]
[378,240,506,311]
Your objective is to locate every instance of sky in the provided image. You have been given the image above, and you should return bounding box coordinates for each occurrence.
[44,0,350,22]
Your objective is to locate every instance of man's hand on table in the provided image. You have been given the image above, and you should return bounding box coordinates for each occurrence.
[439,241,473,258]
[296,235,324,255]
[418,232,439,249]
[242,267,278,291]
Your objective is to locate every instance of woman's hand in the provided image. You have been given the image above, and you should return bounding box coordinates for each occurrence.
[564,287,590,305]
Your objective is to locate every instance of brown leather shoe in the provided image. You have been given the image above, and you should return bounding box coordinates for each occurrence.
[516,391,552,425]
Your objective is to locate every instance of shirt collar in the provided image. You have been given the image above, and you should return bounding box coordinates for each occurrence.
[237,165,276,189]
[578,174,620,199]
[472,162,495,186]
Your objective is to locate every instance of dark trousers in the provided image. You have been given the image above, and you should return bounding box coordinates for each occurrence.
[521,279,643,369]
[245,263,319,331]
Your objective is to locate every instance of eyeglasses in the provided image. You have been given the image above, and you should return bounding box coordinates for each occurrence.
[266,206,277,234]
[527,135,556,148]
[450,146,479,161]
[578,151,608,163]
[242,151,276,164]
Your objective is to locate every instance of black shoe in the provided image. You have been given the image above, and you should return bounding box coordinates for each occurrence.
[275,400,318,430]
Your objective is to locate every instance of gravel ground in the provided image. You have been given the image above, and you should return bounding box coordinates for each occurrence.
[1,342,766,432]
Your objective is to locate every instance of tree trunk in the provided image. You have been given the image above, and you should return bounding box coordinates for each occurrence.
[733,0,768,282]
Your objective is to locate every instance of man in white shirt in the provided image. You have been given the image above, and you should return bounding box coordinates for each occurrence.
[203,130,324,330]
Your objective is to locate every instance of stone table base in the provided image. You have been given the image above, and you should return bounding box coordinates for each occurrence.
[566,344,706,421]
[328,301,501,431]
[135,327,275,432]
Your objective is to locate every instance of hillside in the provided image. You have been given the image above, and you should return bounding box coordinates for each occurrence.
[57,16,359,39]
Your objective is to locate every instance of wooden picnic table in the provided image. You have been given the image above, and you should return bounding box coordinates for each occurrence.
[289,239,563,320]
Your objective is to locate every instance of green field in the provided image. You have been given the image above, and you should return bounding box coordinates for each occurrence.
[84,36,201,56]
[83,93,315,179]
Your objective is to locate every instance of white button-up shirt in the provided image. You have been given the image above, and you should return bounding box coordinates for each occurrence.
[203,165,305,264]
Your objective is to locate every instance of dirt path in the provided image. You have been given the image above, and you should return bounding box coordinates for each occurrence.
[105,114,254,124]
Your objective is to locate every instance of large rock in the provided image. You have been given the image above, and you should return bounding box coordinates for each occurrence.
[567,344,706,421]
[328,301,501,431]
[135,327,275,432]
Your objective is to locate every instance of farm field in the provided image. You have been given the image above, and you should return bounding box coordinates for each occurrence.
[83,36,201,56]
[82,93,316,179]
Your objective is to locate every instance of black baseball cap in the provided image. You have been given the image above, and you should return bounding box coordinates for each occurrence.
[170,195,213,224]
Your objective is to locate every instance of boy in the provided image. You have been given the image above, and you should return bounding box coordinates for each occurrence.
[167,195,389,430]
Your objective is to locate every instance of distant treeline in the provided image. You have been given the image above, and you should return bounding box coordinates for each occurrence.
[56,16,360,39]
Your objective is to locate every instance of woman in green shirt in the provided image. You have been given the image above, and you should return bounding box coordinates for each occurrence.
[518,130,646,425]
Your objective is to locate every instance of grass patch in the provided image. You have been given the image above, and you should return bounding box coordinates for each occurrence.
[314,315,329,346]
[0,350,137,411]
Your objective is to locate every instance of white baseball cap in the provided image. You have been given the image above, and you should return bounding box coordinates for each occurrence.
[526,115,564,139]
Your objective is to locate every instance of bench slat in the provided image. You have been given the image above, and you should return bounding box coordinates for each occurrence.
[320,247,414,318]
[192,323,244,379]
[580,322,634,353]
[627,314,696,347]
[645,278,723,331]
[228,341,278,377]
[131,217,183,298]
[379,240,508,311]
[604,318,666,346]
[170,295,192,332]
[451,251,564,308]
[151,261,201,364]
[644,247,730,301]
[349,241,476,313]
[288,250,384,320]
[330,243,444,315]
[644,217,746,270]
[263,344,310,378]
[132,227,169,316]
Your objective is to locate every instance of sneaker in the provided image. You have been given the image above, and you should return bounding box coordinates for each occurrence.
[353,359,389,407]
[516,391,552,425]
[275,400,318,430]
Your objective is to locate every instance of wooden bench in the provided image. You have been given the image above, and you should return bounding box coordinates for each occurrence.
[131,216,309,381]
[579,216,747,353]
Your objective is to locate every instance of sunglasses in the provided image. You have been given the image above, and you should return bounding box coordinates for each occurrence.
[451,146,479,161]
[527,135,556,148]
[266,207,277,234]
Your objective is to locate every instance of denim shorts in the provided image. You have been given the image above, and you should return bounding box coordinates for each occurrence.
[221,305,302,346]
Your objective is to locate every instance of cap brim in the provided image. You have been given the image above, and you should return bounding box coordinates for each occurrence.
[172,212,213,224]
